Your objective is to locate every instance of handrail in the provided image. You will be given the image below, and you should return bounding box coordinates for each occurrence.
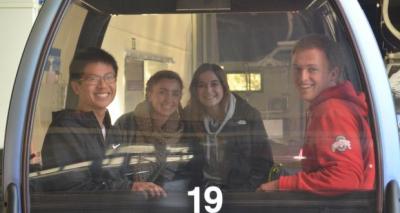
[382,0,400,40]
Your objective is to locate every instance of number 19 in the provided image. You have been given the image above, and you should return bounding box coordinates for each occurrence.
[188,186,223,213]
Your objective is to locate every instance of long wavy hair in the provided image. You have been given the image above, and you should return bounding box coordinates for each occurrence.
[187,63,231,122]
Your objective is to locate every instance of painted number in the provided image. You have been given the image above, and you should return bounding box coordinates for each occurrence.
[188,186,223,213]
[188,187,200,213]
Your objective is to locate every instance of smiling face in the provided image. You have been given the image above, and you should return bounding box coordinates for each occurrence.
[148,78,182,119]
[292,48,339,102]
[196,70,225,110]
[71,62,116,112]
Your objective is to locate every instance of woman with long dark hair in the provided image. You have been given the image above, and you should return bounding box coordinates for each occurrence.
[184,63,274,191]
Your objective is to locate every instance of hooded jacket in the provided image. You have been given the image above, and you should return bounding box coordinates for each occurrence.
[183,94,274,191]
[278,81,375,195]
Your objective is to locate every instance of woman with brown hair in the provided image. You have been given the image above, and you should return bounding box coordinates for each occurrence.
[115,70,184,197]
[184,63,274,191]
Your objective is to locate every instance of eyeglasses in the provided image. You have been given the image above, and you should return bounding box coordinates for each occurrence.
[80,73,116,85]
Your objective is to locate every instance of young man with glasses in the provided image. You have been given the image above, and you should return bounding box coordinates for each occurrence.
[39,47,133,191]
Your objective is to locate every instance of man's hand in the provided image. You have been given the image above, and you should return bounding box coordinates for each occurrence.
[256,180,279,192]
[132,181,167,198]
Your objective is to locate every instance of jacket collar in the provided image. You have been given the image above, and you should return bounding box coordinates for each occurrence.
[309,81,368,116]
[52,109,112,129]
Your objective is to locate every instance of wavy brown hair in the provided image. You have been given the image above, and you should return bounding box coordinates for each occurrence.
[187,63,231,121]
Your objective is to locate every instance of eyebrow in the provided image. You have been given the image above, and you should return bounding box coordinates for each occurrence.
[158,87,181,92]
[199,79,219,83]
[83,72,115,77]
[292,64,318,68]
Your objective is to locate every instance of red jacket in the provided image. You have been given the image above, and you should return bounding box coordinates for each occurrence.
[278,81,375,195]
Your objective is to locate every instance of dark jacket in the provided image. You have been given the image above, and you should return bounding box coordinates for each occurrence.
[183,94,274,191]
[114,101,184,187]
[37,109,132,192]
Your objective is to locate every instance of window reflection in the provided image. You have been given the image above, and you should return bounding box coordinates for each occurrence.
[227,72,262,91]
[28,0,377,212]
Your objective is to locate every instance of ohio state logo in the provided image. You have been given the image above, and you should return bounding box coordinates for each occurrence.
[331,136,351,152]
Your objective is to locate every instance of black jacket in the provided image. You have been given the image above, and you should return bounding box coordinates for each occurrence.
[36,110,132,192]
[183,94,274,191]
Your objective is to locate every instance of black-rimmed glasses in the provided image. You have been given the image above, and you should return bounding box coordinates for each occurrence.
[80,73,116,85]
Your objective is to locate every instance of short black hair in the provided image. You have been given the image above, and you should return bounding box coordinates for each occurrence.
[69,47,118,81]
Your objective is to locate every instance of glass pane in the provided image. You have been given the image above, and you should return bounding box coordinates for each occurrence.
[249,73,261,91]
[227,73,247,91]
[29,0,377,212]
[227,73,262,92]
[29,0,90,195]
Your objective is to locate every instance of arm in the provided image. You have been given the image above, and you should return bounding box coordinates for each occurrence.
[41,125,84,169]
[278,105,365,195]
[114,111,168,195]
[41,124,132,192]
[113,112,136,146]
[41,125,100,191]
[248,109,274,190]
[178,119,204,189]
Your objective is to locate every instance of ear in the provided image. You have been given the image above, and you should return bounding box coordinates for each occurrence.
[146,88,154,101]
[71,81,81,96]
[329,66,340,82]
[147,94,153,103]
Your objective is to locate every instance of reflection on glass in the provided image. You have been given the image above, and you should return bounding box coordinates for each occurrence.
[28,0,376,212]
[250,73,261,91]
[227,72,262,91]
[227,73,247,91]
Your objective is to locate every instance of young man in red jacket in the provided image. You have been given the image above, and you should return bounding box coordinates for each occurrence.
[257,35,375,195]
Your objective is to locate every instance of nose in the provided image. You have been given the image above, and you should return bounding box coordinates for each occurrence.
[165,92,173,102]
[206,84,213,93]
[97,78,107,87]
[297,69,309,82]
